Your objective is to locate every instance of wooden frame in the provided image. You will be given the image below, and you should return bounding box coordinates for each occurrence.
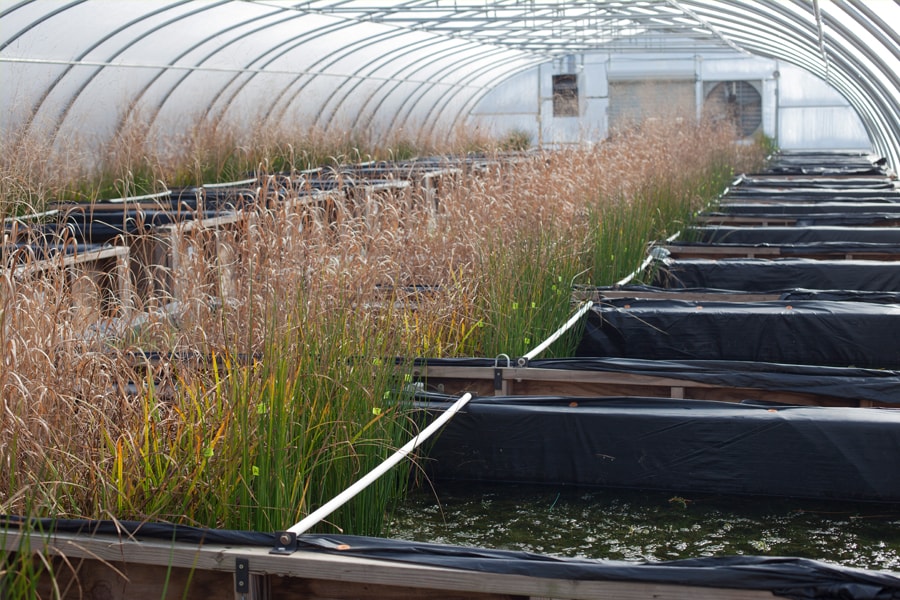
[1,529,773,600]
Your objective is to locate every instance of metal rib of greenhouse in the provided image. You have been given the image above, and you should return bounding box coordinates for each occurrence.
[1,0,897,169]
[683,0,899,169]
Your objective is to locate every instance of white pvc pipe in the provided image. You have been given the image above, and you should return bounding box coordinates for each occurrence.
[521,300,594,362]
[616,231,681,286]
[286,298,596,536]
[286,392,473,536]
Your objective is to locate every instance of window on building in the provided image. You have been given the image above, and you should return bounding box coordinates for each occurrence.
[552,74,579,117]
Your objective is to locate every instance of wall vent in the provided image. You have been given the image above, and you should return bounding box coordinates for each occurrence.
[703,80,762,137]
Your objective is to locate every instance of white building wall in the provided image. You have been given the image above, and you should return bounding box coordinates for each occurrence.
[775,63,871,151]
[467,50,872,153]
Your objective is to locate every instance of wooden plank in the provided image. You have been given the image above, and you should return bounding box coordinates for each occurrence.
[414,365,873,407]
[696,216,796,226]
[4,531,774,600]
[663,245,783,259]
[664,245,900,261]
[579,290,783,303]
[4,245,133,320]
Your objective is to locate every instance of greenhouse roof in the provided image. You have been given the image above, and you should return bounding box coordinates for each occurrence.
[1,0,897,167]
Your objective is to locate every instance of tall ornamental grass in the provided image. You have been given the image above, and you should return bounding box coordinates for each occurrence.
[1,118,767,537]
[475,226,585,359]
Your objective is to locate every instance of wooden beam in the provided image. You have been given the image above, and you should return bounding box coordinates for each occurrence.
[3,530,774,600]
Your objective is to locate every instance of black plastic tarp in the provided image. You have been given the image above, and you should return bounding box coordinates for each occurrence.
[418,395,900,504]
[718,194,900,203]
[717,203,900,215]
[736,176,897,189]
[595,284,900,305]
[2,516,898,599]
[1,242,110,265]
[53,209,230,244]
[726,188,899,200]
[576,299,900,369]
[688,226,900,245]
[652,258,900,292]
[759,151,891,176]
[705,212,900,226]
[666,240,900,257]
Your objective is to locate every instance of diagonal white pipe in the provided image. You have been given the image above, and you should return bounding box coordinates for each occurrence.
[521,299,594,363]
[286,392,473,536]
[286,297,595,536]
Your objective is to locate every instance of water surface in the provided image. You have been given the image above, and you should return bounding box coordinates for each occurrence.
[388,483,900,571]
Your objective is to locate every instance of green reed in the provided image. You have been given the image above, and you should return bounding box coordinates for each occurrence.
[192,292,416,534]
[585,163,737,285]
[0,120,767,542]
[475,225,585,359]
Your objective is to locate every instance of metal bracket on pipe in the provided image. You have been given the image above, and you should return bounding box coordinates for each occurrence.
[270,531,298,555]
[494,354,511,391]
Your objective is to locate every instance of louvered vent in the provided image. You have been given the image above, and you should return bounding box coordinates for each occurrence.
[703,81,763,137]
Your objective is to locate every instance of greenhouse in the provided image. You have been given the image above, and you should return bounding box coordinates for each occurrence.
[2,2,900,599]
[2,0,897,166]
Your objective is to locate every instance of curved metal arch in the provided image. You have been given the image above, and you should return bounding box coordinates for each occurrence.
[44,2,227,147]
[120,4,293,136]
[256,24,436,131]
[188,17,363,129]
[195,16,473,135]
[817,4,900,109]
[314,32,464,132]
[744,1,897,164]
[837,0,900,63]
[735,1,896,158]
[268,26,488,134]
[441,57,548,144]
[3,0,193,142]
[0,0,86,51]
[253,24,410,129]
[814,8,898,160]
[682,0,897,166]
[344,37,502,134]
[403,50,536,142]
[304,29,439,131]
[702,15,885,151]
[376,44,524,139]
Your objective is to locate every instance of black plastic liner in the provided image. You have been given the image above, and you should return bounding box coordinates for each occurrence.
[726,188,899,200]
[3,516,898,599]
[760,152,891,176]
[418,394,900,505]
[719,194,900,203]
[652,258,900,292]
[736,176,897,189]
[596,284,900,305]
[706,212,900,226]
[1,242,112,265]
[414,356,900,405]
[777,289,900,303]
[688,226,900,245]
[576,298,900,369]
[666,240,900,257]
[718,202,900,214]
[51,188,255,213]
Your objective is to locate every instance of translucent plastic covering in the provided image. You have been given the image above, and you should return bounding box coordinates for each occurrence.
[1,1,897,168]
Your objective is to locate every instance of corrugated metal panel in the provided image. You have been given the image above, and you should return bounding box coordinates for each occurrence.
[609,80,696,131]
